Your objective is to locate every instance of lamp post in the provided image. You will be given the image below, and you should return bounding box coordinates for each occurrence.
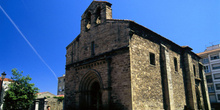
[0,72,6,104]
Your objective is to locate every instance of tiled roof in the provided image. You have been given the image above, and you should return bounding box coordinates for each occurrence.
[56,95,64,97]
[36,92,48,95]
[0,78,13,82]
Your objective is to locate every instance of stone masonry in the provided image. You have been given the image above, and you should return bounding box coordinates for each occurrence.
[64,1,211,110]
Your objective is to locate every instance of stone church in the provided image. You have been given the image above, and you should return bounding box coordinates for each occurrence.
[64,1,210,110]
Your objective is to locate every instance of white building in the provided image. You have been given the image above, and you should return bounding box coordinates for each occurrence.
[57,74,65,95]
[0,78,13,109]
[198,44,220,103]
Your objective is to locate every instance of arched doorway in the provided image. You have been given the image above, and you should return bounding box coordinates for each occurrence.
[90,82,102,110]
[79,71,103,110]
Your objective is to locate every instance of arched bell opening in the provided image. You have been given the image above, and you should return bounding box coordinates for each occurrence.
[85,12,91,30]
[79,70,103,110]
[95,7,101,24]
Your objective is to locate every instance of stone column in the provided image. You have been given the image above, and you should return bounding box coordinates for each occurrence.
[160,44,175,110]
[35,101,39,110]
[107,57,112,110]
[44,100,48,110]
[102,89,109,110]
[199,63,211,110]
[182,48,197,109]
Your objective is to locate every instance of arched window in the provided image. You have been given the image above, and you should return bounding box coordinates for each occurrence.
[95,7,101,24]
[86,12,91,30]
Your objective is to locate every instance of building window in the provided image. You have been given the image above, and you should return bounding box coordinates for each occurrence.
[59,86,61,92]
[150,52,155,65]
[208,85,214,93]
[202,58,209,64]
[193,65,196,76]
[206,75,213,83]
[210,95,217,103]
[91,41,95,56]
[204,66,210,73]
[210,54,219,60]
[214,73,220,80]
[218,94,220,100]
[215,84,220,90]
[212,63,220,70]
[174,57,178,72]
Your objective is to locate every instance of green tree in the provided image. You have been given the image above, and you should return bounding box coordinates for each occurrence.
[3,69,39,110]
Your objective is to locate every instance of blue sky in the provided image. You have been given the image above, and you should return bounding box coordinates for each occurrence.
[0,0,219,95]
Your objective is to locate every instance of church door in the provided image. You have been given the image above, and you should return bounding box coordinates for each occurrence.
[90,82,102,110]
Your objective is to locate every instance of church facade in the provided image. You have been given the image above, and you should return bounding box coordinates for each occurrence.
[64,1,210,110]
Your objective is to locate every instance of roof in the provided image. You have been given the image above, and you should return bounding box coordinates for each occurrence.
[36,92,47,95]
[197,47,220,56]
[58,74,65,79]
[0,78,13,82]
[36,91,55,95]
[56,95,64,97]
[108,19,196,53]
[127,20,200,58]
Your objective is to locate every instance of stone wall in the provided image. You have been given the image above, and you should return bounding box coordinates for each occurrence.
[110,49,131,110]
[130,34,164,110]
[129,31,208,110]
[65,48,132,110]
[31,92,64,110]
[168,49,186,109]
[66,20,130,65]
[46,98,63,110]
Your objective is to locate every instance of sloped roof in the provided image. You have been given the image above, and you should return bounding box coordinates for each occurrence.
[0,78,13,82]
[56,95,64,97]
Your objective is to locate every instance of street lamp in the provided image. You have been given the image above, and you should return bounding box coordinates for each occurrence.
[1,72,6,80]
[0,72,6,104]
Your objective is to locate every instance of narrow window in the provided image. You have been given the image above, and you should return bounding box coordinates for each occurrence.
[206,75,213,83]
[91,41,95,56]
[174,57,178,71]
[202,58,209,64]
[150,52,155,65]
[204,66,210,73]
[86,12,91,30]
[96,7,101,24]
[208,85,214,93]
[218,94,220,100]
[216,84,220,90]
[193,65,196,76]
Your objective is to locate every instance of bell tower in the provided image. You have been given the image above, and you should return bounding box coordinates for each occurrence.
[81,1,112,32]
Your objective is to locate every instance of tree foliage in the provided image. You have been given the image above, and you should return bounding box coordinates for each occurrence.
[3,69,39,110]
[53,96,64,102]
